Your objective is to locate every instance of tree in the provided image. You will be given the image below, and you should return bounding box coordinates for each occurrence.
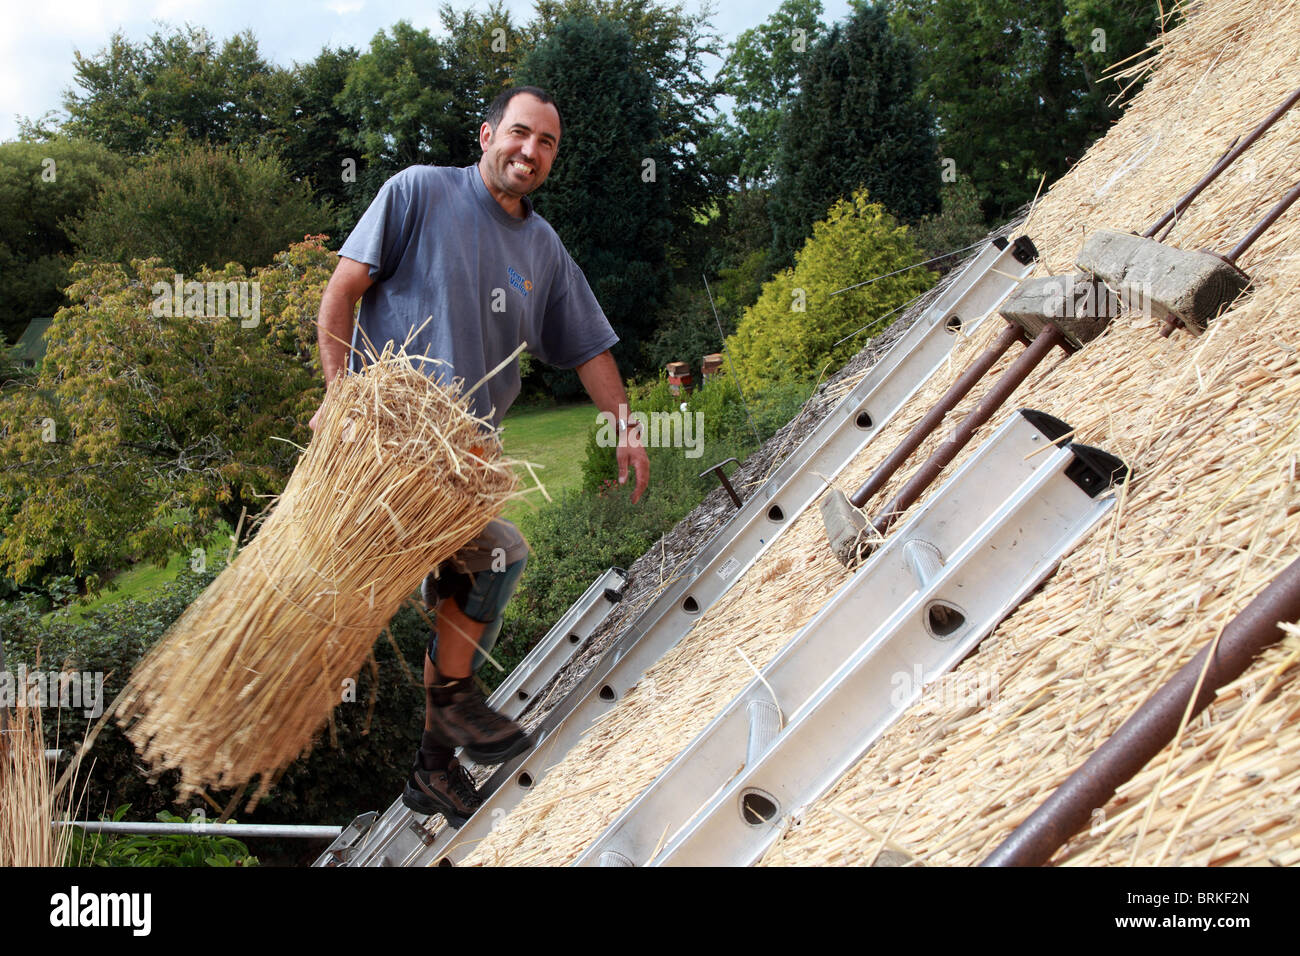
[68,141,328,276]
[439,1,523,118]
[717,0,826,188]
[336,22,468,181]
[61,25,288,156]
[888,0,1168,220]
[729,188,936,391]
[768,4,940,268]
[0,139,125,344]
[529,0,724,236]
[274,46,361,241]
[517,17,674,382]
[0,244,331,585]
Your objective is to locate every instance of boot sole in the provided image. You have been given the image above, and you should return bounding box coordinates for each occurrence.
[401,781,472,828]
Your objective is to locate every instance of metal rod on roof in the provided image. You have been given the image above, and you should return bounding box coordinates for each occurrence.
[849,322,1027,509]
[1152,135,1238,243]
[1143,85,1300,239]
[871,323,1068,539]
[981,553,1300,868]
[1226,179,1300,263]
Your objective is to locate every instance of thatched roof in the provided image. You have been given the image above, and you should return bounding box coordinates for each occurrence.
[463,0,1300,867]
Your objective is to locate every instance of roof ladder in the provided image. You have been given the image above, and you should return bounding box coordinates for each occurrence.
[577,409,1128,867]
[312,567,628,867]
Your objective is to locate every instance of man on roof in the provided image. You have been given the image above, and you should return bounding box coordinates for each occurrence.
[310,85,650,827]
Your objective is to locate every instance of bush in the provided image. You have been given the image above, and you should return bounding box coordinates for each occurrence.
[67,806,259,867]
[0,138,126,344]
[68,140,329,275]
[909,173,990,272]
[579,375,742,492]
[640,283,725,379]
[728,188,937,394]
[493,486,683,682]
[0,246,329,587]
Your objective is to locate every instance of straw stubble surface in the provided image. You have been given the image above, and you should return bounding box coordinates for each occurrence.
[0,707,74,866]
[463,0,1300,867]
[117,347,517,801]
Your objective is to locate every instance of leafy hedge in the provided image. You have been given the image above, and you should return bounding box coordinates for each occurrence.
[728,188,937,393]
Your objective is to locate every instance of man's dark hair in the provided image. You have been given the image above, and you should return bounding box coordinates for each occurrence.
[484,86,564,137]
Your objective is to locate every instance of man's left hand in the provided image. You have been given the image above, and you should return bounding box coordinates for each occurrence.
[618,433,650,504]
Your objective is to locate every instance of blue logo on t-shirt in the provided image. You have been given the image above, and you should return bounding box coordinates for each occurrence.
[507,266,533,297]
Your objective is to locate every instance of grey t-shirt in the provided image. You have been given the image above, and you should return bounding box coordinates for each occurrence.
[339,164,618,426]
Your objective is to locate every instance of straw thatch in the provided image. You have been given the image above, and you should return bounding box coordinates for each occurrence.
[114,343,518,803]
[1,707,75,866]
[457,0,1300,866]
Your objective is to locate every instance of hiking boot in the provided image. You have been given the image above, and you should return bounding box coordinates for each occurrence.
[427,678,534,765]
[402,759,483,827]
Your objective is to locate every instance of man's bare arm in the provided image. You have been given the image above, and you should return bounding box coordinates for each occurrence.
[318,257,375,385]
[575,349,650,503]
[309,257,375,431]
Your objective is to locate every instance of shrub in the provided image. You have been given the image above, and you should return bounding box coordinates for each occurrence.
[493,486,681,681]
[640,283,725,379]
[67,807,259,867]
[0,138,126,344]
[728,188,937,394]
[909,173,990,272]
[68,140,329,276]
[0,240,331,588]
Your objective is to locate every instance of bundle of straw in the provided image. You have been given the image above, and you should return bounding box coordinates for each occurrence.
[115,343,518,801]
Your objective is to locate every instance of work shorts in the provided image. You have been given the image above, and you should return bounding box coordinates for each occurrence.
[423,518,529,671]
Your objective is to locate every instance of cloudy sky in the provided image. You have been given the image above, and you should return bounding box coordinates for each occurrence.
[2,0,855,142]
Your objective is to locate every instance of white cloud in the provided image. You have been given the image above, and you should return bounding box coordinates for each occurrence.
[325,0,365,14]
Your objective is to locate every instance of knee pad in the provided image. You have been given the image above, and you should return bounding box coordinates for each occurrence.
[425,557,527,668]
[427,566,475,615]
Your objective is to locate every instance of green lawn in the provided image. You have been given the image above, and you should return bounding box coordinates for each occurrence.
[54,529,232,621]
[499,402,599,521]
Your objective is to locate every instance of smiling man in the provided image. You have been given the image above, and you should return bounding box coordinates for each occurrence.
[311,86,649,827]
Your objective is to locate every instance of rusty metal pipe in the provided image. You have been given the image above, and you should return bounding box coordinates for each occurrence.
[1149,136,1239,241]
[982,553,1300,868]
[700,458,743,509]
[872,323,1068,537]
[1226,179,1300,264]
[1143,85,1300,239]
[849,322,1027,509]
